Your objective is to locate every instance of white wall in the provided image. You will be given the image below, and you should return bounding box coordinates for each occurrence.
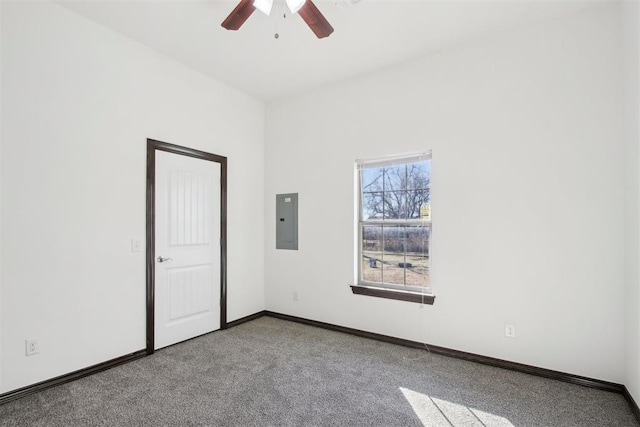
[623,0,640,405]
[1,0,636,400]
[266,4,626,383]
[0,1,265,393]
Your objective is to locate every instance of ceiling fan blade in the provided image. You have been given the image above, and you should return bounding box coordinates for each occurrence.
[298,0,334,39]
[221,0,256,31]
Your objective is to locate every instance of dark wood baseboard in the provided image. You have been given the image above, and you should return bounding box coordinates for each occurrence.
[226,311,266,328]
[263,311,626,395]
[266,311,640,424]
[2,311,638,426]
[624,386,640,423]
[0,350,146,405]
[263,307,640,422]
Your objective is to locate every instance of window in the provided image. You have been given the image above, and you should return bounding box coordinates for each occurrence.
[351,152,434,304]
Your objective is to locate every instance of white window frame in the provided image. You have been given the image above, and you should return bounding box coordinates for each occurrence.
[354,151,433,299]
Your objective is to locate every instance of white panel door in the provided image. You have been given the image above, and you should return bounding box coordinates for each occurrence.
[155,150,221,350]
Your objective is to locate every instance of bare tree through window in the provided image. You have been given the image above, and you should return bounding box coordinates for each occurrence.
[358,156,431,289]
[362,164,430,220]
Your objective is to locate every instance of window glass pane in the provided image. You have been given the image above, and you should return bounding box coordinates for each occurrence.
[383,191,407,220]
[362,167,384,192]
[362,226,382,283]
[405,161,431,190]
[362,192,383,220]
[405,225,430,288]
[406,189,429,220]
[383,165,406,192]
[361,160,430,222]
[357,154,432,293]
[382,225,405,286]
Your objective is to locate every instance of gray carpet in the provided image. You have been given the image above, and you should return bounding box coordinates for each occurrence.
[0,316,637,426]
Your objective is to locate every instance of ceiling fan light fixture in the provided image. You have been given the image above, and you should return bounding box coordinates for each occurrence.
[253,0,273,15]
[285,0,306,14]
[222,0,332,39]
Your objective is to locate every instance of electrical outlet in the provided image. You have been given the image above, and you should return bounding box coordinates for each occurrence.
[25,339,39,356]
[131,239,141,252]
[505,324,516,338]
[292,291,298,301]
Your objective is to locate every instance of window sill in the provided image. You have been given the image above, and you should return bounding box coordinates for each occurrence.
[350,285,435,305]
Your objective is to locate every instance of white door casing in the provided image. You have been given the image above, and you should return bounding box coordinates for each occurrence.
[154,150,221,350]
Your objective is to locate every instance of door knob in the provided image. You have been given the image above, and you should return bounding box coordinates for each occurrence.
[157,256,173,263]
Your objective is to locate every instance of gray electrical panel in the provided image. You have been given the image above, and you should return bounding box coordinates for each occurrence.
[276,193,298,250]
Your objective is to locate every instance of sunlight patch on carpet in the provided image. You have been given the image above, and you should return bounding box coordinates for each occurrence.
[399,387,514,427]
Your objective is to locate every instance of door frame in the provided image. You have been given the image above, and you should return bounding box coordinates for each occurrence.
[145,138,228,355]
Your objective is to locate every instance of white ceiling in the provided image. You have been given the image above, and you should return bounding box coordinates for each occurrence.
[57,0,609,101]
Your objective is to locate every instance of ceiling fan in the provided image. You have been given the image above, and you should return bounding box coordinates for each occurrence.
[221,0,335,39]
